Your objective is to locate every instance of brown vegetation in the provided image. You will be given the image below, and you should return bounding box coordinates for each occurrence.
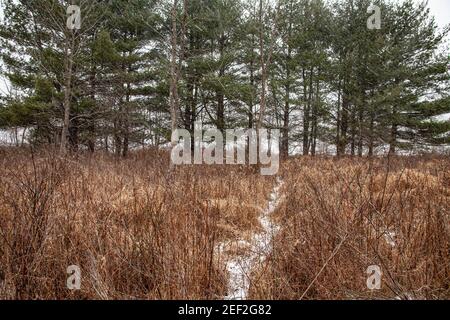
[250,156,450,299]
[0,148,448,299]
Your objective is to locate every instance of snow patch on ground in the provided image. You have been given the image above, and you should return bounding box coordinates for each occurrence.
[218,177,284,300]
[384,230,396,247]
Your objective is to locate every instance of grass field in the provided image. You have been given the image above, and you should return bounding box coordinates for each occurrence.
[0,148,448,299]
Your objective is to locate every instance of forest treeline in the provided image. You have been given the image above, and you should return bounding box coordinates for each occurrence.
[0,0,449,157]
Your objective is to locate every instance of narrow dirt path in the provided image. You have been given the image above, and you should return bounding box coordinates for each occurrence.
[218,177,284,300]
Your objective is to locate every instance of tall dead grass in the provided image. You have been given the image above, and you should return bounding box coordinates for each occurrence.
[0,148,448,300]
[0,147,272,299]
[249,156,449,300]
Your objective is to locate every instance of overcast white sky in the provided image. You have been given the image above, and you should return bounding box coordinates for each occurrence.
[421,0,450,29]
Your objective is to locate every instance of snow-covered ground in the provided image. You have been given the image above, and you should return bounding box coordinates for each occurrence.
[217,177,284,300]
[0,128,28,146]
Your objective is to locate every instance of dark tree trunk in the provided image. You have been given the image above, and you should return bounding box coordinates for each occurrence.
[337,89,349,156]
[302,69,310,156]
[282,76,290,158]
[357,104,364,157]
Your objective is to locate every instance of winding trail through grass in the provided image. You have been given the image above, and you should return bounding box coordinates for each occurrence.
[219,177,284,300]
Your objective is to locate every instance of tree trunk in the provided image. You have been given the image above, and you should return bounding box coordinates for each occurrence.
[350,108,356,156]
[336,81,342,156]
[338,85,349,156]
[368,112,374,157]
[249,55,255,129]
[302,68,313,156]
[389,122,398,155]
[282,91,290,157]
[88,62,97,153]
[217,34,226,135]
[169,0,180,163]
[60,34,75,154]
[311,73,320,156]
[122,81,131,157]
[281,63,290,158]
[357,103,364,157]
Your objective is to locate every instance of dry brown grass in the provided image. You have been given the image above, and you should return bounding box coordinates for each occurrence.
[0,147,272,299]
[249,156,450,300]
[0,148,448,300]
